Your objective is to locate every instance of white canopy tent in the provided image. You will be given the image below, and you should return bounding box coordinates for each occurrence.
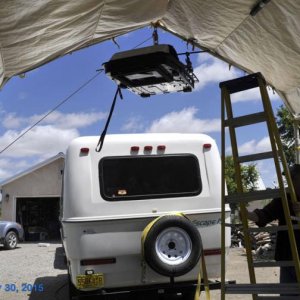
[1,0,300,117]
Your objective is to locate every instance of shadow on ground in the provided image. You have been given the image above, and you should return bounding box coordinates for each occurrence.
[54,246,67,270]
[28,244,68,299]
[28,274,68,300]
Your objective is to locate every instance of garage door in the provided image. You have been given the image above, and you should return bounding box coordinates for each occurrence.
[16,197,60,241]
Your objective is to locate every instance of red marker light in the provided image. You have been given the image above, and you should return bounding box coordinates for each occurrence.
[144,146,153,151]
[157,145,166,151]
[80,148,89,154]
[203,144,212,149]
[131,146,139,152]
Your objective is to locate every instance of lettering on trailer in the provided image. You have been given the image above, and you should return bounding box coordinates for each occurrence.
[192,218,221,228]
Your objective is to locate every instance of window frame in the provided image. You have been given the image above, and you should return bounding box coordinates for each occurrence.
[98,154,202,201]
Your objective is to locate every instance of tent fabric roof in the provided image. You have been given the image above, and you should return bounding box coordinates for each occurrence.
[1,0,300,116]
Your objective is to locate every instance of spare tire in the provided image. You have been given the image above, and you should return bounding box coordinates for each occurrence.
[143,215,202,277]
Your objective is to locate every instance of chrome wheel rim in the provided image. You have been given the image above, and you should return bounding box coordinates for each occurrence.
[8,234,17,248]
[155,227,192,266]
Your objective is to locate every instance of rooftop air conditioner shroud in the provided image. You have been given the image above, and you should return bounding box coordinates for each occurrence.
[104,44,198,97]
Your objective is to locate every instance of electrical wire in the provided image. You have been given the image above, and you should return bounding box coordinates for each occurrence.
[0,30,189,155]
[177,50,209,56]
[0,33,154,155]
[0,69,103,155]
[132,36,153,49]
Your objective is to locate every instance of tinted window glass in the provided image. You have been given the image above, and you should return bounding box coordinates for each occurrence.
[99,155,201,201]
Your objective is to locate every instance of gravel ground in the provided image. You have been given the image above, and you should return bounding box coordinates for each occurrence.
[0,242,280,300]
[0,242,67,300]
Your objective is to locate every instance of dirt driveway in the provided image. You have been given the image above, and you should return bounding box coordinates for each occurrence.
[0,242,279,300]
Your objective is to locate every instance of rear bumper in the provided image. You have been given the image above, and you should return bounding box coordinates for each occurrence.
[70,280,225,299]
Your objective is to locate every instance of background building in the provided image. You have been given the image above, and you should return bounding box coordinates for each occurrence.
[0,153,64,240]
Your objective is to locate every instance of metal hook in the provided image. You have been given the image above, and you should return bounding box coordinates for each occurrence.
[152,28,159,45]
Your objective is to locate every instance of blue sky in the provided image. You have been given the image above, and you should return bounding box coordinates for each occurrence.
[0,27,282,187]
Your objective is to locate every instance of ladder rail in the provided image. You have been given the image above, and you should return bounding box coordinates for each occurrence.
[294,120,300,164]
[225,283,300,294]
[220,88,227,300]
[222,86,258,300]
[258,76,300,283]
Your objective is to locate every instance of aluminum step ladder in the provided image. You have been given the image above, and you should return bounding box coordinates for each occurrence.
[219,72,300,299]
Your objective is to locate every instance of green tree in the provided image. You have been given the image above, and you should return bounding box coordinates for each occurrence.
[241,163,260,192]
[276,105,295,165]
[224,156,259,194]
[225,156,259,215]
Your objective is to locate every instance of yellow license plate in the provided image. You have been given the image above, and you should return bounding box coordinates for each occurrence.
[76,273,104,289]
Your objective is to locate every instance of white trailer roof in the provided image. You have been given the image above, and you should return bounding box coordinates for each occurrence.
[1,0,300,116]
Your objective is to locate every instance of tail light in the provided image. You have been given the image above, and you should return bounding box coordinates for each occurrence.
[81,258,116,266]
[203,249,221,256]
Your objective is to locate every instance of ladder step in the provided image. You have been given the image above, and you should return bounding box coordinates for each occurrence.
[253,261,295,268]
[224,223,243,228]
[256,297,300,300]
[219,72,264,94]
[224,112,266,128]
[238,151,274,163]
[225,189,281,204]
[227,224,300,233]
[225,283,300,294]
[247,225,300,233]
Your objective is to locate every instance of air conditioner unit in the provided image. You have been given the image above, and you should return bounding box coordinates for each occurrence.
[103,44,198,97]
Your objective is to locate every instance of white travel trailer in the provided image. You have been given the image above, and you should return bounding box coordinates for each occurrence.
[61,133,231,299]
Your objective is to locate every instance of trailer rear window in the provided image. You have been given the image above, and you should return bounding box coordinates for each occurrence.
[99,155,201,201]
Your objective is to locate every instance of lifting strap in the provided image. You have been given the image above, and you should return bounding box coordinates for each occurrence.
[96,86,123,152]
[141,213,210,300]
